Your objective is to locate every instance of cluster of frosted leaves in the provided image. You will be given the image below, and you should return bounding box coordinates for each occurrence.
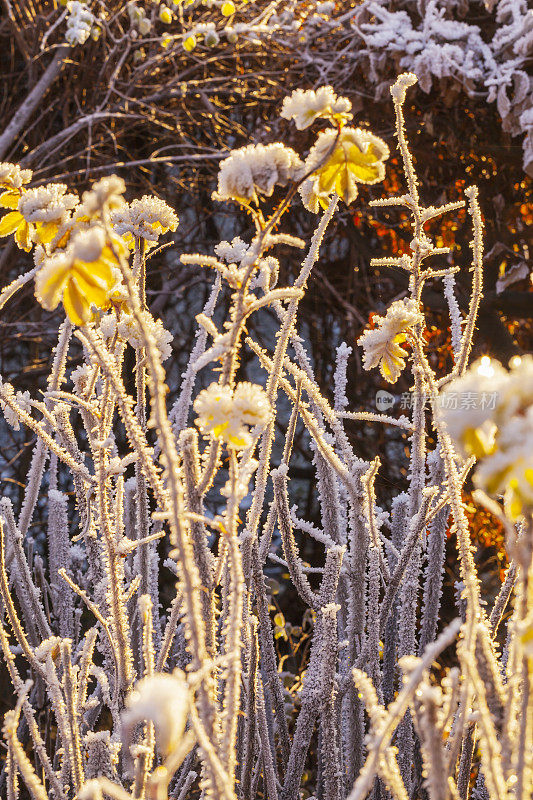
[171,0,340,53]
[100,311,175,362]
[280,86,353,129]
[439,355,533,519]
[111,195,179,246]
[357,299,423,384]
[59,1,340,58]
[194,381,271,449]
[282,87,389,209]
[0,165,178,327]
[215,143,304,203]
[214,87,390,210]
[352,0,533,174]
[64,1,98,45]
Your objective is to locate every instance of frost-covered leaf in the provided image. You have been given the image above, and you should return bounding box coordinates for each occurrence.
[300,127,389,210]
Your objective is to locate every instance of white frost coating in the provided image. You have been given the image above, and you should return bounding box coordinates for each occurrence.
[355,0,533,173]
[443,272,463,356]
[281,86,352,129]
[194,381,271,449]
[214,236,249,263]
[77,175,126,216]
[215,142,304,202]
[117,314,174,361]
[333,342,352,412]
[0,384,31,430]
[0,162,32,189]
[111,195,178,243]
[65,2,95,46]
[18,184,78,224]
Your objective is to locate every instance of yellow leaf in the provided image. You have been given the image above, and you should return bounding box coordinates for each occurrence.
[63,277,91,326]
[75,259,114,289]
[0,211,23,237]
[72,269,111,311]
[0,191,20,210]
[35,221,59,245]
[14,218,32,251]
[36,261,70,310]
[312,128,389,206]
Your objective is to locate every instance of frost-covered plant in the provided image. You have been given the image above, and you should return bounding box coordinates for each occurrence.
[352,0,533,174]
[0,73,532,800]
[54,0,339,58]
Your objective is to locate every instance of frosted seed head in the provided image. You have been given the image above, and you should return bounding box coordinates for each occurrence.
[111,195,178,243]
[122,671,189,756]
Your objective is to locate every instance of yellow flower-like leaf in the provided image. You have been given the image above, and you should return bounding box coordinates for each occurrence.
[221,1,236,16]
[15,219,32,251]
[0,191,20,210]
[357,299,422,384]
[35,228,123,326]
[0,210,32,251]
[0,211,22,236]
[183,34,196,52]
[378,335,411,383]
[34,221,61,245]
[301,128,389,210]
[315,130,389,205]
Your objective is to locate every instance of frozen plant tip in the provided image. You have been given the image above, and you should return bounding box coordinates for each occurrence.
[357,298,423,383]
